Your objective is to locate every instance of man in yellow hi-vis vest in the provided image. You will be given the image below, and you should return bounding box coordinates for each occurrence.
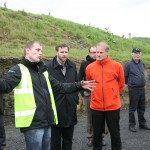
[0,41,96,150]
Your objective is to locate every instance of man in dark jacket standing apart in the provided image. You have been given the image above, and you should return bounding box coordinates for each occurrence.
[0,41,96,150]
[124,48,150,132]
[47,44,79,150]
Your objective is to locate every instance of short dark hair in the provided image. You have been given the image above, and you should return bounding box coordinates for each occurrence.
[24,41,41,49]
[55,44,69,51]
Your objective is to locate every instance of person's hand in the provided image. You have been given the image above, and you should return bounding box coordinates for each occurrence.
[124,84,128,88]
[81,80,96,91]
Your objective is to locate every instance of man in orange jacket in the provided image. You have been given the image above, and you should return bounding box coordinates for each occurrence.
[86,42,124,150]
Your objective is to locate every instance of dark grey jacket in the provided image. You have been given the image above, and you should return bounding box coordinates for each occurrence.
[124,59,145,89]
[46,56,79,127]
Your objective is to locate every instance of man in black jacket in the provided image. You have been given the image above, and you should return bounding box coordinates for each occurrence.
[0,41,95,150]
[78,46,106,147]
[124,48,150,132]
[46,44,79,150]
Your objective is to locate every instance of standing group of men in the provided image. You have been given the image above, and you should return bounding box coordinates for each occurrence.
[0,41,150,150]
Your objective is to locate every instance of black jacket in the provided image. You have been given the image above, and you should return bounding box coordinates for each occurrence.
[124,59,145,89]
[46,56,79,127]
[0,94,6,148]
[0,94,4,115]
[78,55,95,96]
[0,73,4,115]
[0,58,82,131]
[78,55,95,81]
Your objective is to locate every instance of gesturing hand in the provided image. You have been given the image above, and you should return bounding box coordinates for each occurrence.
[81,80,96,91]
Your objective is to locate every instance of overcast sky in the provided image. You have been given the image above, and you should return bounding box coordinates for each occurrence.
[0,0,150,38]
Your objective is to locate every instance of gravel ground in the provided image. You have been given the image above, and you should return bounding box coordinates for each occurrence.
[5,105,150,150]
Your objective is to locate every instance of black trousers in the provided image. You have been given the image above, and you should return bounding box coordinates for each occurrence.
[91,109,121,150]
[128,88,146,126]
[0,97,6,149]
[51,126,74,150]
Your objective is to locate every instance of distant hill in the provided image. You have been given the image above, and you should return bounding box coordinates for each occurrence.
[0,7,150,63]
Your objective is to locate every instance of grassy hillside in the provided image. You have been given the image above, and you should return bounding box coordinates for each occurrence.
[0,7,150,63]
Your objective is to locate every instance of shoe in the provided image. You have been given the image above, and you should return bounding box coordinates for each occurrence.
[87,140,93,147]
[102,139,106,146]
[129,125,136,132]
[139,124,150,130]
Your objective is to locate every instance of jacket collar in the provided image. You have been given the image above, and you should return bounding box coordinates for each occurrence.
[52,56,73,69]
[131,58,141,64]
[86,55,95,63]
[21,57,47,72]
[96,57,110,65]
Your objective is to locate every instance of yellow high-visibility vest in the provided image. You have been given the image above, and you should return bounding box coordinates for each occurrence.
[14,64,58,128]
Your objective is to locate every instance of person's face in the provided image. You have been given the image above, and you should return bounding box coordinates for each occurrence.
[96,46,108,61]
[89,47,97,59]
[25,42,42,62]
[56,47,69,63]
[132,52,141,62]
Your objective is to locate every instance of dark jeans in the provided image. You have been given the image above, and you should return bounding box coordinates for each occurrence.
[91,109,121,150]
[0,97,6,149]
[51,126,74,150]
[128,88,146,126]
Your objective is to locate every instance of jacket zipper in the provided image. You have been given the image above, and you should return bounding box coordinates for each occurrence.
[102,64,105,111]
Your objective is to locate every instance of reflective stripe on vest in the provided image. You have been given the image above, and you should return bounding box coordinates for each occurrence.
[14,64,58,128]
[43,71,58,125]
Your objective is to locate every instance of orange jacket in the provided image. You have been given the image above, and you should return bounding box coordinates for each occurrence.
[86,57,125,111]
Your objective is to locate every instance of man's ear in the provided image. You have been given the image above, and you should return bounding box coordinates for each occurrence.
[25,48,30,55]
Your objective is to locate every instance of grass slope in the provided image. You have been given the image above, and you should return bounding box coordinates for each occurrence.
[0,7,150,63]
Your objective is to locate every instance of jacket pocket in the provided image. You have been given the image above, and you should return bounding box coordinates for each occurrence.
[112,88,118,99]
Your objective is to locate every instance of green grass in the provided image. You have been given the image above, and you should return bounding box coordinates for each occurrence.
[0,7,150,63]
